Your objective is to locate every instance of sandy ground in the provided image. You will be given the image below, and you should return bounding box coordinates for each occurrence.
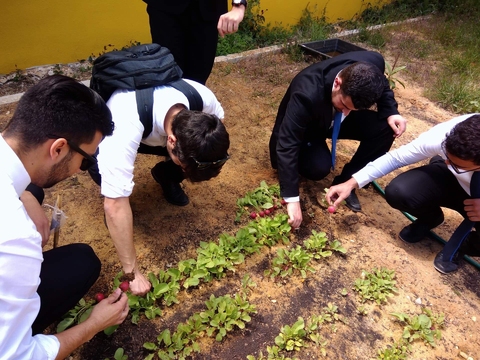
[1,32,479,360]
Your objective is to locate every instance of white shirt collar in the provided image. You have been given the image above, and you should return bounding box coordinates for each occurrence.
[0,134,31,197]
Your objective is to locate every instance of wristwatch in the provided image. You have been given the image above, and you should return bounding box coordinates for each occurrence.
[232,0,247,8]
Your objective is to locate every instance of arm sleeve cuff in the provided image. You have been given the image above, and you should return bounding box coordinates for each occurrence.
[283,196,299,203]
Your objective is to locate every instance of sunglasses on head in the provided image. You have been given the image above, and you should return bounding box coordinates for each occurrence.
[193,154,230,170]
[48,135,97,171]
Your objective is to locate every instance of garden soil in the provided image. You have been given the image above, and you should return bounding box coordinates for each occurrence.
[1,46,479,360]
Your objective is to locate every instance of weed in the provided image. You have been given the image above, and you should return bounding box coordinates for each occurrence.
[385,55,406,90]
[52,64,63,75]
[11,67,25,82]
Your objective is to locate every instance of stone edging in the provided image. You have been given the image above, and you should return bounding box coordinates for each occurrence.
[0,15,430,107]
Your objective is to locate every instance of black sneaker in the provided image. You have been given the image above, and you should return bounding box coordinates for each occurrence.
[398,215,444,244]
[433,249,461,274]
[345,189,362,212]
[151,162,189,206]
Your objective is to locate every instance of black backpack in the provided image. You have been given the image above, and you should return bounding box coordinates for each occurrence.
[90,43,203,139]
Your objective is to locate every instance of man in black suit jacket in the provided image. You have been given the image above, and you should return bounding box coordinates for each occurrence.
[269,50,407,228]
[143,0,246,85]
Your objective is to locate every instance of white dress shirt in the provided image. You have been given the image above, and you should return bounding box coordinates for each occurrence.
[98,79,225,199]
[352,113,478,194]
[0,135,60,359]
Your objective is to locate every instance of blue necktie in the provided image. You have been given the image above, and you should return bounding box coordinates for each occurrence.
[442,171,480,261]
[331,111,342,170]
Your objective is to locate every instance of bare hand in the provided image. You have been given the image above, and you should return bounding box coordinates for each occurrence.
[387,114,407,138]
[87,288,129,332]
[129,271,152,296]
[21,191,50,247]
[287,201,302,229]
[464,198,480,222]
[326,179,359,208]
[217,6,245,37]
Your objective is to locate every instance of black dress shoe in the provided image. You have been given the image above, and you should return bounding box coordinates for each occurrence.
[398,215,444,244]
[345,189,361,212]
[434,249,461,274]
[151,162,189,206]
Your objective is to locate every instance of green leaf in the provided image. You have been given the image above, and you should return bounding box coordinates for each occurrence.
[143,342,158,351]
[104,324,119,336]
[56,317,75,333]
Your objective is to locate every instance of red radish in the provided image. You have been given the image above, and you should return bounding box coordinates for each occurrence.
[259,211,265,217]
[327,206,336,214]
[95,293,105,303]
[273,205,278,210]
[265,209,271,215]
[281,199,287,206]
[119,281,130,292]
[250,212,257,219]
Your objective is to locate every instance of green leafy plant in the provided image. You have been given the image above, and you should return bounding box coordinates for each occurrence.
[390,308,444,347]
[105,348,128,360]
[266,246,315,279]
[144,292,256,359]
[249,305,344,359]
[303,230,346,258]
[385,57,406,90]
[275,317,307,351]
[376,341,410,360]
[353,268,398,304]
[57,297,95,333]
[235,181,283,221]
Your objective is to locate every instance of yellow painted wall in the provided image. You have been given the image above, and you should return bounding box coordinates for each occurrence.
[0,0,382,75]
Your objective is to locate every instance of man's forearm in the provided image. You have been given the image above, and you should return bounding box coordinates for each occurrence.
[104,197,137,273]
[54,321,99,360]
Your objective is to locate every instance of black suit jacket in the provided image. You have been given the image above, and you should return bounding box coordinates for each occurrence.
[271,50,399,198]
[143,0,228,21]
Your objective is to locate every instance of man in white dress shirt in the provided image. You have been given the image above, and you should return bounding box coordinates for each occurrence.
[326,113,480,272]
[88,79,230,296]
[0,75,129,360]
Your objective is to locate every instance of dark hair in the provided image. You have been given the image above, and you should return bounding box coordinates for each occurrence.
[171,109,230,182]
[339,62,385,110]
[3,75,114,150]
[444,114,480,165]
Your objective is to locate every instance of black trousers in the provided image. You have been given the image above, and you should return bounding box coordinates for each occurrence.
[385,156,471,226]
[23,185,101,334]
[270,110,395,186]
[146,1,219,85]
[33,244,101,334]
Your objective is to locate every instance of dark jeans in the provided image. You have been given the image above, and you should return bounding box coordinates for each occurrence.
[385,156,471,225]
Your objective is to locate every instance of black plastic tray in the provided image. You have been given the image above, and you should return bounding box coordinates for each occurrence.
[300,39,366,59]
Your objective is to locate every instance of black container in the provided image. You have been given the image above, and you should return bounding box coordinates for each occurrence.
[300,39,366,59]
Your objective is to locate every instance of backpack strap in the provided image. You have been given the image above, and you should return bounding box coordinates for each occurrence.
[135,87,155,139]
[135,79,203,139]
[169,79,203,111]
